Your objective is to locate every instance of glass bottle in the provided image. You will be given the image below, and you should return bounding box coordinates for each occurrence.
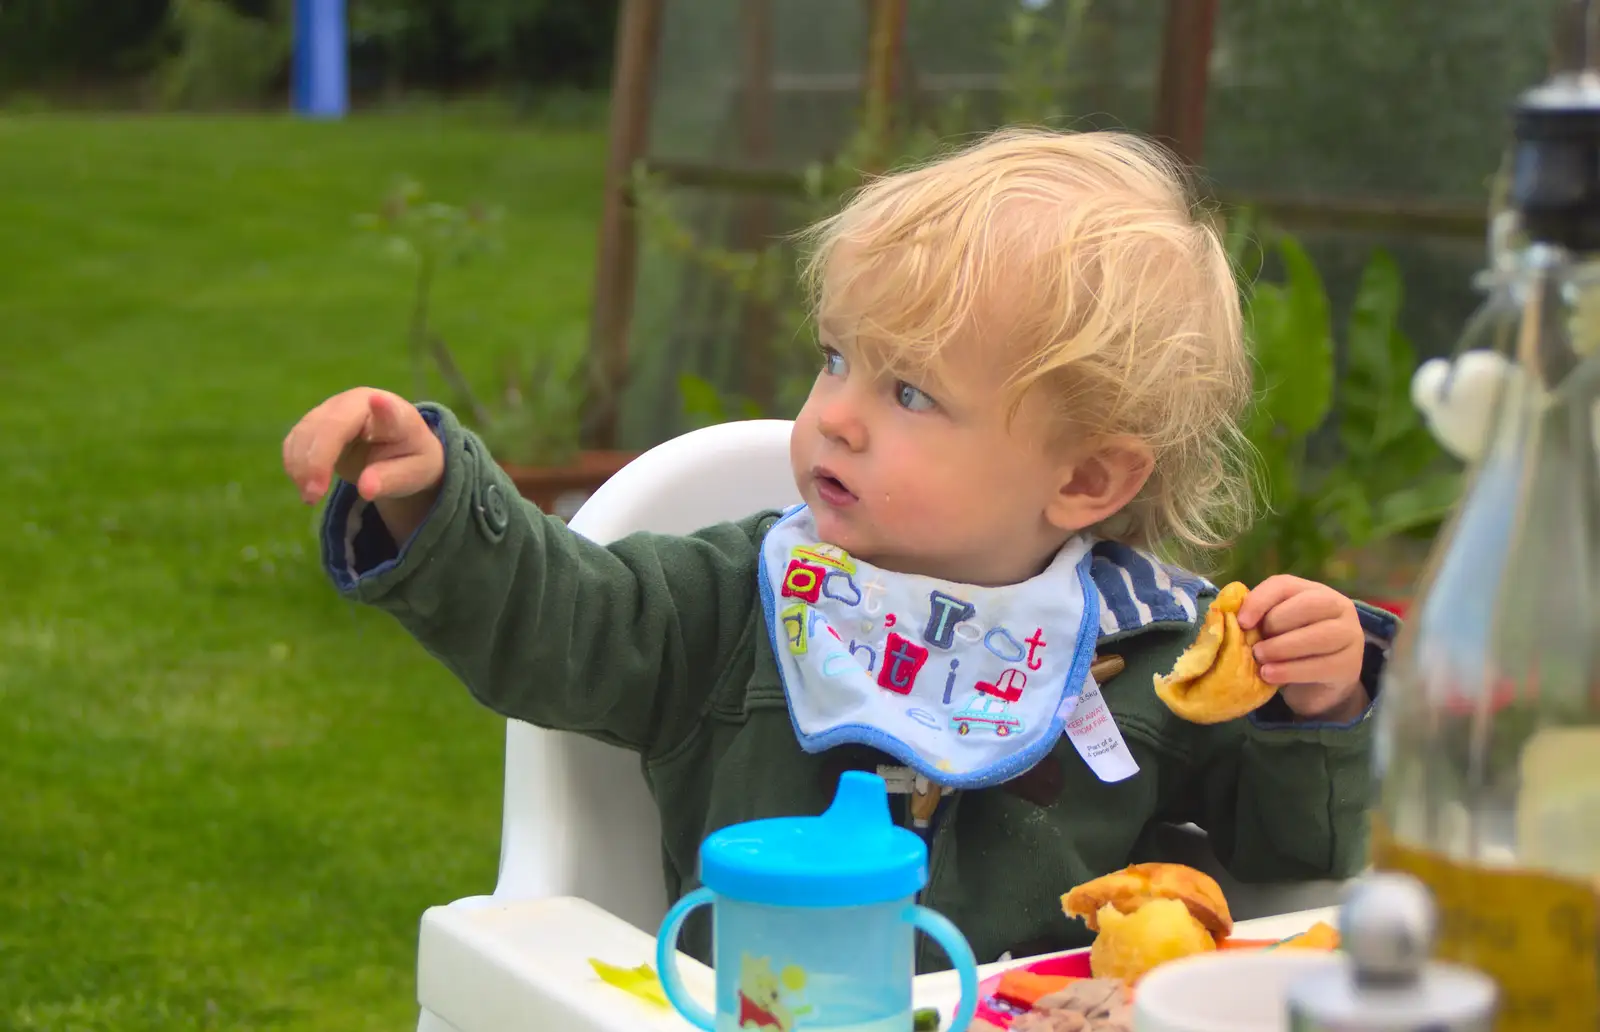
[1371,12,1600,1028]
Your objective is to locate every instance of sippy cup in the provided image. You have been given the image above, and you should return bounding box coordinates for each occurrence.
[656,771,979,1032]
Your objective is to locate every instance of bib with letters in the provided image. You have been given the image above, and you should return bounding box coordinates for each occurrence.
[757,504,1146,789]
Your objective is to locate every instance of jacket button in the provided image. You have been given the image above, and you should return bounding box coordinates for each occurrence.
[480,482,509,537]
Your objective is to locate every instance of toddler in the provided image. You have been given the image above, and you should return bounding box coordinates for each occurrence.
[283,128,1394,969]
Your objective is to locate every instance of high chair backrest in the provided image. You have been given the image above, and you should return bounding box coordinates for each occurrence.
[490,419,801,933]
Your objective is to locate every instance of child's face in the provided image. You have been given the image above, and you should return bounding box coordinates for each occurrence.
[789,325,1082,587]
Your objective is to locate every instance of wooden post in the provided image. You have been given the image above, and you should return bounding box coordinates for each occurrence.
[582,0,664,450]
[861,0,908,173]
[739,0,774,183]
[1084,2,1120,125]
[735,0,777,411]
[1548,0,1597,75]
[1151,0,1219,166]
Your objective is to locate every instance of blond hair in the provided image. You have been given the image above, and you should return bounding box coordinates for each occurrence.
[797,127,1255,558]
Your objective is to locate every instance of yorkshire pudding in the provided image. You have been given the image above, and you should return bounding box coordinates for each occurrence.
[1152,582,1274,725]
[1060,862,1234,941]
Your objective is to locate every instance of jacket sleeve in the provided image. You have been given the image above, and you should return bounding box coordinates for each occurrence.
[318,403,770,759]
[1139,600,1399,883]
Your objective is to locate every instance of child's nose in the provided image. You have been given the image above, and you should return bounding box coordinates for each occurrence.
[816,394,867,451]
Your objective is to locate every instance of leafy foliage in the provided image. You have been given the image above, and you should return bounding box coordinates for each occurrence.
[1220,211,1458,585]
[156,0,288,110]
[358,179,589,466]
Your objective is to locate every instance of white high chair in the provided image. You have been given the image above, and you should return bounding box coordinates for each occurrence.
[413,419,1345,1032]
[485,417,804,933]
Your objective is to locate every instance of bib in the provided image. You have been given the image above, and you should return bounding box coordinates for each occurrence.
[757,505,1138,790]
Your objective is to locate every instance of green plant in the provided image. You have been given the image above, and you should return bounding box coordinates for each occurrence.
[350,0,417,99]
[996,0,1092,126]
[358,179,501,410]
[1220,212,1459,587]
[470,326,591,466]
[157,0,288,110]
[678,372,766,430]
[358,179,587,467]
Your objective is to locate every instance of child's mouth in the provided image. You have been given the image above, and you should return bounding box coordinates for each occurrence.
[813,468,858,507]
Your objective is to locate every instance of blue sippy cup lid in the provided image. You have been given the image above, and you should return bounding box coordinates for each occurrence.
[698,772,929,908]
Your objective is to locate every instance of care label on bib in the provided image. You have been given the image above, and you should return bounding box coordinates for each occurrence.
[1062,680,1139,783]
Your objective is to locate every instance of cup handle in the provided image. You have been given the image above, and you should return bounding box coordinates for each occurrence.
[655,887,717,1031]
[905,905,979,1032]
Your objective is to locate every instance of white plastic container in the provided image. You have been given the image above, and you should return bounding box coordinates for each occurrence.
[1134,951,1342,1032]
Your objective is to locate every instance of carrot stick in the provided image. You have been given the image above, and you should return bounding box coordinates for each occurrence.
[994,969,1082,1008]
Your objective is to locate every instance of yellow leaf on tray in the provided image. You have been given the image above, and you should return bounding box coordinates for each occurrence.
[1273,921,1341,951]
[589,958,670,1009]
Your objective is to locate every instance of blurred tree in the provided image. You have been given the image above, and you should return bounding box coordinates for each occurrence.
[0,0,617,101]
[156,0,288,110]
[346,0,618,96]
[0,0,170,89]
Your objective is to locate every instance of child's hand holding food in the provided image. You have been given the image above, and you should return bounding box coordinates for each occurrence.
[1237,575,1367,723]
[1153,578,1368,726]
[282,387,444,542]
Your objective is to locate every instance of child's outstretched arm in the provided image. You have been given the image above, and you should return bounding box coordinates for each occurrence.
[283,389,767,760]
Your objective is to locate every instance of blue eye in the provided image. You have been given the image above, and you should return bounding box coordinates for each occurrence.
[822,349,848,376]
[896,382,936,412]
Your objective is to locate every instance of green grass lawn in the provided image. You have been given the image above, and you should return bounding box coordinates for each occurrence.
[0,106,607,1030]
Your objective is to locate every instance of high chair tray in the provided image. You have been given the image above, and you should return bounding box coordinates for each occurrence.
[417,896,1336,1032]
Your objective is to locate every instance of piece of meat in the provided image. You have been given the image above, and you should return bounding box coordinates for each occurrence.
[1035,978,1125,1012]
[1011,1009,1087,1032]
[1020,978,1133,1032]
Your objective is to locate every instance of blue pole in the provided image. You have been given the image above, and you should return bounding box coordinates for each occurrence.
[292,0,348,119]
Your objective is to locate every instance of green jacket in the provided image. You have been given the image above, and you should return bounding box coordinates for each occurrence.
[321,406,1394,971]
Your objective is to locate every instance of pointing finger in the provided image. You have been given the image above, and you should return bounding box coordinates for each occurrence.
[300,393,372,498]
[363,390,415,443]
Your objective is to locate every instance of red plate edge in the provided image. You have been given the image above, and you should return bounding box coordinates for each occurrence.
[971,951,1094,1030]
[969,936,1320,1027]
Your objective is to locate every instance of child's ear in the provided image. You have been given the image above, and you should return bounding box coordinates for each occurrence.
[1045,437,1154,534]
